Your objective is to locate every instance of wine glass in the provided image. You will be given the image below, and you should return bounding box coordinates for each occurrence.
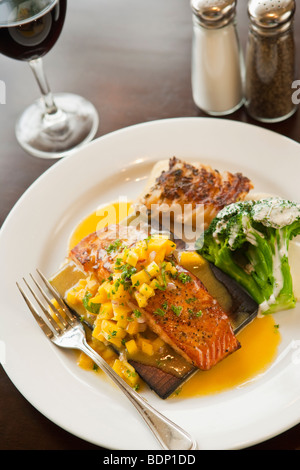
[0,0,99,159]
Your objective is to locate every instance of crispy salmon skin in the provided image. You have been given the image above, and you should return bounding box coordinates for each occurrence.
[69,224,240,371]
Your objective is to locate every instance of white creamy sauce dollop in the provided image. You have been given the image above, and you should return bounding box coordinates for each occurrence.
[252,197,300,229]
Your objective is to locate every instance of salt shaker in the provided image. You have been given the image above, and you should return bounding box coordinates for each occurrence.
[190,0,244,116]
[245,0,297,122]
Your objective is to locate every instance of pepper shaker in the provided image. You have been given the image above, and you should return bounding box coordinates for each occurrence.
[190,0,244,116]
[245,0,297,122]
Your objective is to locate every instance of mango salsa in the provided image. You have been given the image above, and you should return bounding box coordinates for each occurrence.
[74,233,177,389]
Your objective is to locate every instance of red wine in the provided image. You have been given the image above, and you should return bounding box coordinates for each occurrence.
[0,0,67,61]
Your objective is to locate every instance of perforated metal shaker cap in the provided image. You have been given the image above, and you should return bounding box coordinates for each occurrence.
[248,0,295,29]
[191,0,237,28]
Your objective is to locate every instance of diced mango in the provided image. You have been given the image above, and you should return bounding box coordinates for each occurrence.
[112,358,123,376]
[180,251,205,267]
[86,275,99,295]
[112,304,131,328]
[66,283,87,304]
[92,316,106,342]
[138,283,155,299]
[126,319,140,335]
[164,239,176,255]
[98,318,114,335]
[123,361,139,387]
[134,290,148,308]
[116,317,129,329]
[131,269,151,287]
[134,240,149,261]
[149,278,160,290]
[77,351,95,370]
[164,261,177,276]
[88,293,102,306]
[139,338,154,356]
[112,359,139,388]
[103,280,113,292]
[98,302,114,319]
[66,288,80,306]
[145,261,160,277]
[102,347,117,362]
[147,237,168,253]
[125,250,139,267]
[112,304,132,319]
[147,237,175,259]
[108,337,123,349]
[77,279,88,290]
[101,319,126,340]
[125,339,138,355]
[154,247,166,264]
[95,282,110,303]
[109,282,130,302]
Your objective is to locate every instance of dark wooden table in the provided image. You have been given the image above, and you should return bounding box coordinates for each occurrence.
[1,0,299,451]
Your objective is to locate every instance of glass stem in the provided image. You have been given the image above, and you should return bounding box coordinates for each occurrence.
[29,58,58,115]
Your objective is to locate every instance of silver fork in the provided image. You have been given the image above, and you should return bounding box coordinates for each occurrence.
[16,269,197,451]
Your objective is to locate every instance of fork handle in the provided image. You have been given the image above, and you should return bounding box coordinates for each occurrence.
[79,338,197,450]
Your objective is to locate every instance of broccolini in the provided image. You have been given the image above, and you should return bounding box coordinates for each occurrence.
[196,197,300,315]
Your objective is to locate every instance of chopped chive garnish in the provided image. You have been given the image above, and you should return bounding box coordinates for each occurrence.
[154,308,166,316]
[171,305,183,316]
[178,273,191,284]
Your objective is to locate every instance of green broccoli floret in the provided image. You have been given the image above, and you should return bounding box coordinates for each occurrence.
[196,197,300,315]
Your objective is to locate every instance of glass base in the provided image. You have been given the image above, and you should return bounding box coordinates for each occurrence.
[245,104,298,124]
[15,93,99,159]
[193,97,244,117]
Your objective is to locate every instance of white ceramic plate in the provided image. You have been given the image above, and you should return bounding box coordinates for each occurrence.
[1,118,300,450]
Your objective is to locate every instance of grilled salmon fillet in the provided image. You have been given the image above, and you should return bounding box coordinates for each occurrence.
[70,230,113,281]
[136,157,253,232]
[69,224,148,280]
[69,224,240,371]
[143,265,240,370]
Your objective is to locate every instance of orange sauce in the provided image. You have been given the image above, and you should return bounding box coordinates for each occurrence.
[69,201,281,398]
[68,201,132,250]
[175,315,280,398]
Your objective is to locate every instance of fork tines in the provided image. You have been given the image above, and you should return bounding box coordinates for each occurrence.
[16,269,76,337]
